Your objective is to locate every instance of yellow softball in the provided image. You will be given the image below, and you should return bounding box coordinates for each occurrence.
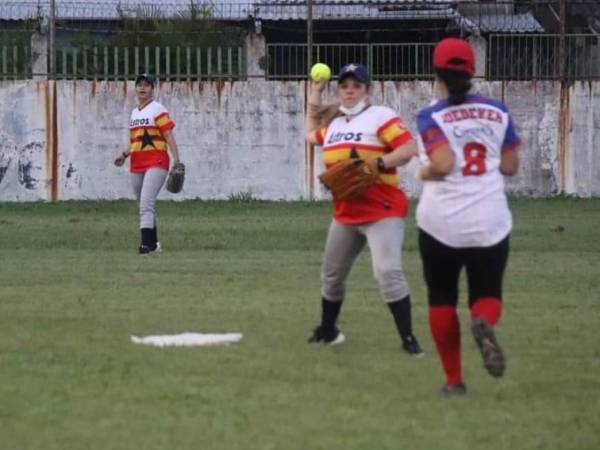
[310,63,332,82]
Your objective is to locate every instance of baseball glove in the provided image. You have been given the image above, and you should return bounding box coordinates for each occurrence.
[319,156,379,200]
[166,161,185,194]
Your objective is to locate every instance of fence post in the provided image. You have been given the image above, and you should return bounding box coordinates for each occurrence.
[31,31,48,80]
[305,0,315,200]
[49,0,55,79]
[559,0,566,80]
[467,35,487,78]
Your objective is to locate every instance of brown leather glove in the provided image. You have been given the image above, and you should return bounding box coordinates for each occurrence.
[166,161,185,194]
[319,156,379,200]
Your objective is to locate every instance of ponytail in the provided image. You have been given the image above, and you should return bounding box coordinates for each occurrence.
[435,67,472,105]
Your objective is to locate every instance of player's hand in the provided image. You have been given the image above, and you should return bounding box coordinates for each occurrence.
[114,154,126,167]
[310,80,328,94]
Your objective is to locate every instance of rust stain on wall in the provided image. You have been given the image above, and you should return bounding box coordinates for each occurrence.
[44,81,51,199]
[215,80,225,106]
[558,83,571,193]
[43,81,59,201]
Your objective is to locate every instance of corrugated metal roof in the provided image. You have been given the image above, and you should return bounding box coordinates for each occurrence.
[0,0,460,21]
[0,0,543,32]
[253,2,458,21]
[460,12,544,33]
[0,1,252,20]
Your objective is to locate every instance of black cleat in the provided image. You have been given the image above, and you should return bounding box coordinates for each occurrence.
[308,325,345,345]
[402,334,425,358]
[471,317,505,378]
[440,382,467,396]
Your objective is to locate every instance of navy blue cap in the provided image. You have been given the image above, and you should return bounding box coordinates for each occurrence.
[338,64,370,84]
[135,73,155,87]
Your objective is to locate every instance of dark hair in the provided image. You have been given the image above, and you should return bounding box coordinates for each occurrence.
[435,67,472,105]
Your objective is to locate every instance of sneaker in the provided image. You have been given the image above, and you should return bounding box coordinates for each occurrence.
[402,334,425,358]
[308,325,345,345]
[138,242,162,255]
[471,317,505,378]
[440,382,467,396]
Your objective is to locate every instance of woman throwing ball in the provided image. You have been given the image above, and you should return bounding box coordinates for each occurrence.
[415,39,520,394]
[305,63,423,356]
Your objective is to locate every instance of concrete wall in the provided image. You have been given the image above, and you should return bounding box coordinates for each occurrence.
[1,79,599,201]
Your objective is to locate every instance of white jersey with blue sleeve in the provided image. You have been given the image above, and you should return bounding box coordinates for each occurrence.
[415,94,520,247]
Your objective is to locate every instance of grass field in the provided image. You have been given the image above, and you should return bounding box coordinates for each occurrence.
[0,198,599,450]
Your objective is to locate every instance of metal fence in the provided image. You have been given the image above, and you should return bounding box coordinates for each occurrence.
[489,34,600,80]
[53,46,245,80]
[0,44,245,80]
[0,45,32,79]
[266,43,435,80]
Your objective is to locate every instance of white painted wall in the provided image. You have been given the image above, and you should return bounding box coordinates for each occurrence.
[1,79,599,201]
[0,81,49,201]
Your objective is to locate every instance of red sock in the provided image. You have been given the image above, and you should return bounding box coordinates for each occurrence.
[470,297,502,326]
[429,306,462,385]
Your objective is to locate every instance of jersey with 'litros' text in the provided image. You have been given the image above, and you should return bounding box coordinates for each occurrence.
[416,94,521,247]
[129,100,175,173]
[315,105,413,224]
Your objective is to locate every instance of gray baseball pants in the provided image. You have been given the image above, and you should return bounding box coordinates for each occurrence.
[130,167,168,229]
[321,217,410,303]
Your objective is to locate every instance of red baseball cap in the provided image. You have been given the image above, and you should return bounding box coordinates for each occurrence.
[433,38,475,76]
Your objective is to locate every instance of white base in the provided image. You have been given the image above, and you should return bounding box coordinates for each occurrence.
[131,332,243,347]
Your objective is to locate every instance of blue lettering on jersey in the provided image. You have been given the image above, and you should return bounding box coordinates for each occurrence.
[326,132,363,144]
[130,118,150,127]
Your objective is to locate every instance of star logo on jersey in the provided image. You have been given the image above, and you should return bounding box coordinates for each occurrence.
[141,129,156,149]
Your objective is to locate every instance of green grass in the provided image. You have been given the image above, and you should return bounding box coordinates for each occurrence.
[0,198,599,450]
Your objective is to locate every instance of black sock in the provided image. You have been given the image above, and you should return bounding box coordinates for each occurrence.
[151,227,158,245]
[387,295,413,341]
[321,297,343,330]
[141,228,154,248]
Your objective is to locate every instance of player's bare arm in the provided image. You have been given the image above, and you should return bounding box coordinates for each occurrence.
[305,81,327,144]
[163,129,180,163]
[380,140,418,169]
[419,144,454,180]
[500,147,520,176]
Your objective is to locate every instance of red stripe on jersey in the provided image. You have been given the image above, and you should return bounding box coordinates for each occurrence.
[376,117,403,137]
[130,150,170,173]
[421,127,442,143]
[324,143,387,152]
[130,125,159,132]
[157,121,175,133]
[315,128,325,145]
[425,138,450,155]
[387,131,413,149]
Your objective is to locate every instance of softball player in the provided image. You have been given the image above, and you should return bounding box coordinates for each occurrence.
[114,74,180,254]
[305,64,423,356]
[415,38,520,394]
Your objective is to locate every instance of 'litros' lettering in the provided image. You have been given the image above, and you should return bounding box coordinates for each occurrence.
[327,132,363,144]
[130,118,151,127]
